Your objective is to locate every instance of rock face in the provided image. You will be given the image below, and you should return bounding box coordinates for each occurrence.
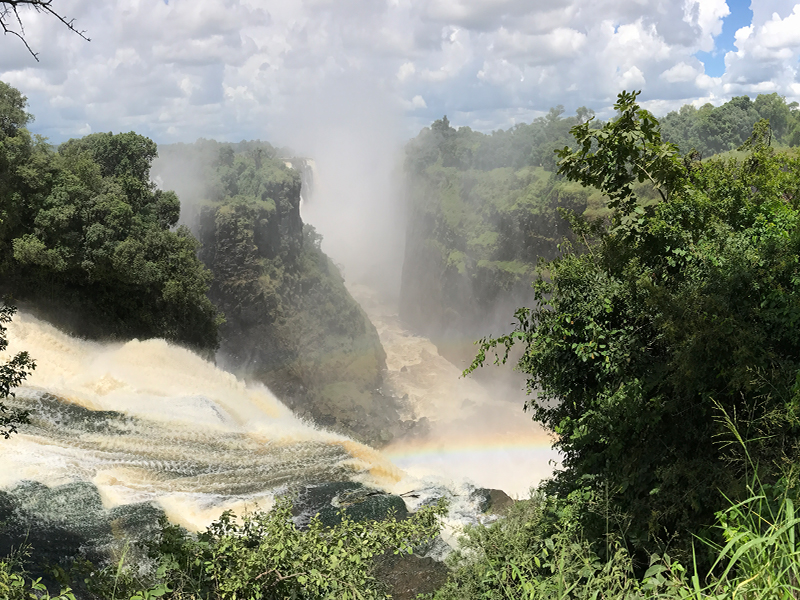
[399,121,597,364]
[291,482,408,528]
[375,553,450,600]
[153,141,407,445]
[470,487,515,516]
[0,481,163,575]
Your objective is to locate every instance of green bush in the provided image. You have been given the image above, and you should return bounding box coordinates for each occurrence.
[433,477,800,600]
[73,496,446,600]
[434,411,800,600]
[0,548,76,600]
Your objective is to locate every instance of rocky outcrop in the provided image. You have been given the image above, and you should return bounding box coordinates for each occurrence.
[291,482,408,528]
[376,553,450,600]
[471,487,515,516]
[0,481,163,580]
[399,140,596,364]
[153,141,408,445]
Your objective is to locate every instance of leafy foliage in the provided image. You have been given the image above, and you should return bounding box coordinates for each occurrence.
[433,470,800,600]
[557,90,684,209]
[431,491,658,600]
[0,301,34,438]
[468,91,800,557]
[661,92,800,156]
[0,547,75,600]
[0,81,219,350]
[71,497,446,600]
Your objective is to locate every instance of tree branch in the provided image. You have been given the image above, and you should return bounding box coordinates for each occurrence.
[0,0,89,62]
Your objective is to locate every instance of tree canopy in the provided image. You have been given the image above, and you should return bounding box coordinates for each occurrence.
[469,91,800,556]
[0,81,219,350]
[660,92,800,156]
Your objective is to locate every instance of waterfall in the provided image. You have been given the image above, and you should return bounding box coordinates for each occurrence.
[1,311,401,531]
[283,157,318,211]
[1,302,557,543]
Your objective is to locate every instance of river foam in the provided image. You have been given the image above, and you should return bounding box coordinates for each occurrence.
[348,284,559,499]
[1,311,403,530]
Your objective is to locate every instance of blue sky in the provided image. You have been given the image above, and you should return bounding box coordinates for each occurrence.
[696,0,753,77]
[2,0,800,149]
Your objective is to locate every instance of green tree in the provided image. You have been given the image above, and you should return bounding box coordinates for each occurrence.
[0,80,30,138]
[110,497,446,600]
[660,92,800,155]
[469,91,800,557]
[0,81,219,350]
[753,92,794,140]
[0,302,34,439]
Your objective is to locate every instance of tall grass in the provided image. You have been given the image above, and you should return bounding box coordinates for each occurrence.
[433,409,800,600]
[691,407,800,600]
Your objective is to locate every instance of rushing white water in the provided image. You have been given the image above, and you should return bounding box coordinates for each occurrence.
[2,295,557,543]
[0,312,402,531]
[348,284,559,499]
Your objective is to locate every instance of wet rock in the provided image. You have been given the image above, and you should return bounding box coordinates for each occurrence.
[0,480,163,571]
[470,487,515,516]
[376,552,449,600]
[291,482,408,529]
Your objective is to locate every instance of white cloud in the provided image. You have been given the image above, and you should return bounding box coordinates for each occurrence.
[477,59,524,84]
[722,2,800,97]
[397,61,416,81]
[759,6,800,48]
[661,61,700,83]
[682,0,730,52]
[619,65,646,89]
[0,0,798,145]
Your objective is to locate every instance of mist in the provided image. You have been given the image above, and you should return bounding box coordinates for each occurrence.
[148,73,555,496]
[274,76,409,302]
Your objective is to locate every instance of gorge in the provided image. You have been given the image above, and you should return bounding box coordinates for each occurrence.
[0,93,557,589]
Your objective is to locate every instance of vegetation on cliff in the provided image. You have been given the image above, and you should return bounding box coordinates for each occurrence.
[401,111,605,349]
[401,93,800,359]
[153,140,407,444]
[0,81,219,350]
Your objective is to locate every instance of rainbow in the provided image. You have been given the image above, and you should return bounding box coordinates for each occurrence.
[383,430,560,499]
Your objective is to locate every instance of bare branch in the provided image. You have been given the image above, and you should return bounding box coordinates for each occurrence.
[0,0,90,62]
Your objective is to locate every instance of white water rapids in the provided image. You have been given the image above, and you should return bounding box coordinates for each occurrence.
[1,295,556,533]
[349,284,558,498]
[0,312,401,530]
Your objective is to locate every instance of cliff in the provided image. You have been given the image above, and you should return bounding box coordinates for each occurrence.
[400,143,601,362]
[153,140,407,445]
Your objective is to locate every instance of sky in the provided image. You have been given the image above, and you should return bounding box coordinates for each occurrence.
[2,0,800,146]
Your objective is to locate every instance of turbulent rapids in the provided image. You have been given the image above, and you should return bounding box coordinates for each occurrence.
[349,284,558,499]
[1,312,402,530]
[1,296,557,546]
